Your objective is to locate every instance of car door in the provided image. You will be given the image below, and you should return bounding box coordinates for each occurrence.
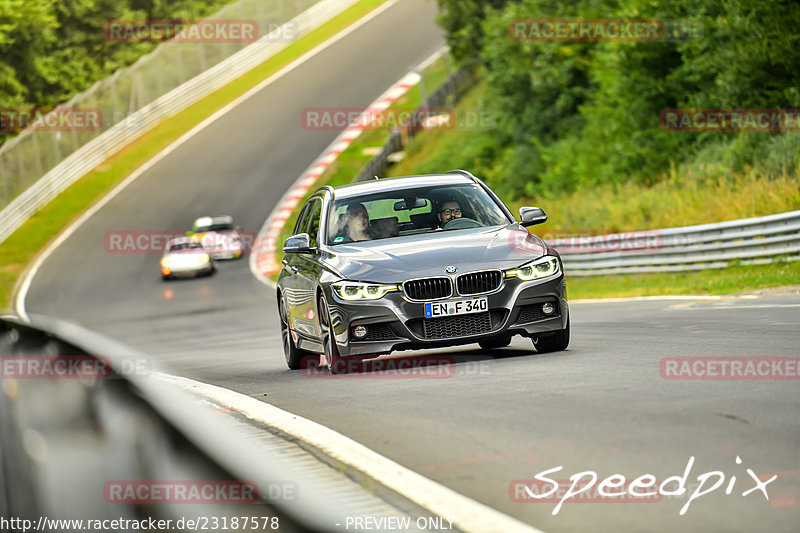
[293,198,324,340]
[282,200,316,339]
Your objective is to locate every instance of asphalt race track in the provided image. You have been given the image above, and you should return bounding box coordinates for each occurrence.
[23,1,800,531]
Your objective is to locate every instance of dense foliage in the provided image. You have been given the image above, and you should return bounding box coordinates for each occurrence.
[435,0,800,197]
[0,0,235,144]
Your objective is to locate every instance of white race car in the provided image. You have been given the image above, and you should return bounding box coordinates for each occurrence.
[161,237,215,280]
[188,215,244,260]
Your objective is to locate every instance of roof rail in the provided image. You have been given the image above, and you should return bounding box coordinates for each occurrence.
[446,169,478,181]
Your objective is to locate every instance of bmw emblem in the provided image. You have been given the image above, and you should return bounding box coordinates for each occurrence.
[445,266,458,274]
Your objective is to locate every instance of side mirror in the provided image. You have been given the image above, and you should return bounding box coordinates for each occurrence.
[519,207,547,227]
[283,233,313,254]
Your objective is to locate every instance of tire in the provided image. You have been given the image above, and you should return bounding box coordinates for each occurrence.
[318,295,347,374]
[533,319,570,353]
[279,297,312,370]
[479,334,512,351]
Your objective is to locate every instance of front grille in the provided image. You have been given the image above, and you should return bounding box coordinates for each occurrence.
[403,277,452,301]
[423,312,492,339]
[457,270,501,295]
[361,323,397,341]
[517,302,559,324]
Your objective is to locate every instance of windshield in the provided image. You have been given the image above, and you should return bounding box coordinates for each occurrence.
[169,241,204,251]
[195,222,234,232]
[326,183,510,245]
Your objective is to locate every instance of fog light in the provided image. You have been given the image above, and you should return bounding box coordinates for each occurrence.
[353,325,368,339]
[542,302,555,315]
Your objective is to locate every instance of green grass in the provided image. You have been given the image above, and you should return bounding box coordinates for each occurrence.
[387,79,494,181]
[0,0,390,311]
[385,79,800,298]
[390,81,800,233]
[267,72,800,298]
[567,261,800,299]
[270,53,455,280]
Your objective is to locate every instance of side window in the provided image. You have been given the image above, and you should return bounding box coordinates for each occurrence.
[307,200,322,247]
[293,202,312,235]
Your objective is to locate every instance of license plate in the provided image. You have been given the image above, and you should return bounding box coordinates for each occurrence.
[425,298,488,318]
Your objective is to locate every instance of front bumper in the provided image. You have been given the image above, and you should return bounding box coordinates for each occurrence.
[164,262,214,277]
[210,250,242,260]
[324,273,568,356]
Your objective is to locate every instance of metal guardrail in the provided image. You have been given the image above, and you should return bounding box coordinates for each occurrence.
[348,65,798,276]
[0,0,360,246]
[556,209,800,275]
[0,314,365,531]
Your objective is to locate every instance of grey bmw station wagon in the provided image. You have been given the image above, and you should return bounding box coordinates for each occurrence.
[276,170,569,373]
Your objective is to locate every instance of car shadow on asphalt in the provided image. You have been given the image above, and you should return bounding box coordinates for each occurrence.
[294,344,566,377]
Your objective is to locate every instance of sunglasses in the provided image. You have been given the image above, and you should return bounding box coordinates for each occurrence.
[439,208,462,216]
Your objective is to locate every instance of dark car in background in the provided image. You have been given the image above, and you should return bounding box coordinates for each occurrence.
[276,170,569,373]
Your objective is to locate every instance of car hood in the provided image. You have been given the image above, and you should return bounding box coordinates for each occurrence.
[165,251,208,266]
[324,225,547,283]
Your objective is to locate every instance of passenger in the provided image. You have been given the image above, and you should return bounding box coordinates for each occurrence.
[336,203,372,242]
[371,217,399,239]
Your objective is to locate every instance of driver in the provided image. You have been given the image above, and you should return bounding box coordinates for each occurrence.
[437,199,463,228]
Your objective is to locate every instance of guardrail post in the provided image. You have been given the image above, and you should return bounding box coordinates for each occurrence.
[417,69,427,108]
[0,155,7,206]
[31,131,44,178]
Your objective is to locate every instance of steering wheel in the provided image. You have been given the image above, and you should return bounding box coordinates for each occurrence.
[442,217,481,230]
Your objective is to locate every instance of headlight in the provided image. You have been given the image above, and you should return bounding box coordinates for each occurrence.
[161,257,171,268]
[332,281,398,300]
[199,254,210,263]
[505,255,559,281]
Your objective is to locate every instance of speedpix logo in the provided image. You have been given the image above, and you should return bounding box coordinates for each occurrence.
[515,456,777,515]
